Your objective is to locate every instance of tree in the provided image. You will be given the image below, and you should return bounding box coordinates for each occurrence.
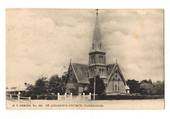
[34,76,48,95]
[153,81,164,95]
[61,72,69,84]
[139,79,155,95]
[24,76,48,99]
[24,83,35,97]
[88,75,105,95]
[25,77,47,96]
[49,74,65,95]
[126,79,140,94]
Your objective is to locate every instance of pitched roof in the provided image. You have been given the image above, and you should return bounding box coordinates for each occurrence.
[71,63,120,84]
[106,64,115,76]
[71,63,89,84]
[107,63,126,85]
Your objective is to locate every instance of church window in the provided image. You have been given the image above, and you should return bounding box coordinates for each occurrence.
[115,84,118,91]
[91,68,94,75]
[99,43,102,49]
[99,68,102,74]
[99,68,104,75]
[91,56,95,64]
[99,55,104,63]
[102,69,104,74]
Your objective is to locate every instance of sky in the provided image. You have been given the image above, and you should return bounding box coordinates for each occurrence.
[6,9,164,88]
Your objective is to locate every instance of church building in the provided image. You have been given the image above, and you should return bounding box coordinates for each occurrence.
[66,10,129,95]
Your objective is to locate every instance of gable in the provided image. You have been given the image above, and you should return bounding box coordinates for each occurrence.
[67,62,126,85]
[106,64,115,76]
[67,64,78,83]
[107,64,126,85]
[112,71,122,81]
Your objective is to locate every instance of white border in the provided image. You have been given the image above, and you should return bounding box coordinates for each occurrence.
[0,0,170,119]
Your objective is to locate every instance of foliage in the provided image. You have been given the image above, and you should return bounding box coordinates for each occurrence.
[126,79,140,94]
[24,76,48,99]
[61,72,69,84]
[140,80,154,95]
[127,79,164,95]
[24,73,164,99]
[48,74,65,95]
[25,74,67,99]
[34,76,48,95]
[153,81,164,95]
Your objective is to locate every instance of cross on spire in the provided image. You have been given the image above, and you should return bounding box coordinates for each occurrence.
[96,9,98,16]
[90,9,105,52]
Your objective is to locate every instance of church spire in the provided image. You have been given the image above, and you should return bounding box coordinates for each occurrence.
[91,9,104,52]
[88,9,107,80]
[96,9,98,16]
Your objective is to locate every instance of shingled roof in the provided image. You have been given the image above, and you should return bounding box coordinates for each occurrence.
[106,64,115,76]
[71,63,117,84]
[71,63,89,84]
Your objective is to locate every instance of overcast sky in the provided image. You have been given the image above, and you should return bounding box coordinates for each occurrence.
[6,9,164,88]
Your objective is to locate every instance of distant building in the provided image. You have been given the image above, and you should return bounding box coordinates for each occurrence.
[140,81,155,94]
[66,9,129,95]
[6,87,26,99]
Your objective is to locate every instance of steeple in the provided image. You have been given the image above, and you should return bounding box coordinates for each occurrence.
[88,9,107,80]
[96,9,98,16]
[91,9,104,52]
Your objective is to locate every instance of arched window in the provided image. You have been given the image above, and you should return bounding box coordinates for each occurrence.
[102,69,104,74]
[91,56,95,63]
[99,55,103,63]
[99,68,102,74]
[115,84,118,91]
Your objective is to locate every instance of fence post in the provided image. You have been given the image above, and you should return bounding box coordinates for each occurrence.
[28,97,31,103]
[17,92,21,103]
[9,94,12,100]
[70,93,72,100]
[78,93,81,100]
[17,92,21,101]
[64,93,67,100]
[89,93,91,100]
[57,93,60,100]
[83,93,85,101]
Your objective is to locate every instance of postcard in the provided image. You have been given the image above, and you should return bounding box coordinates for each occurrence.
[6,9,164,109]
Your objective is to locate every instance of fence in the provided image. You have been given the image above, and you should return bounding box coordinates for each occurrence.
[7,92,91,101]
[6,92,31,103]
[57,93,92,101]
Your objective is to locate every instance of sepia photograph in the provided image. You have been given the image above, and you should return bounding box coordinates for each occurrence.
[6,9,164,109]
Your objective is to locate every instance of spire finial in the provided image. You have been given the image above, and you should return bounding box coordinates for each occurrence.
[96,9,98,16]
